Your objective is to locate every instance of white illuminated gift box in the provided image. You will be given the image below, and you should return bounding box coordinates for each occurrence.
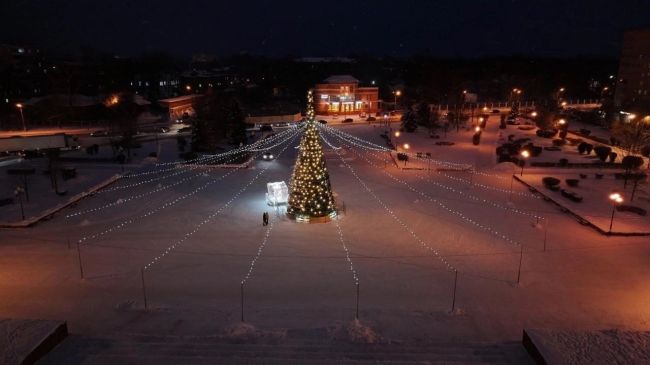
[266,181,288,206]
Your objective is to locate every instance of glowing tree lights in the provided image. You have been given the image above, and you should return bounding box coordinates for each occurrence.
[286,91,336,222]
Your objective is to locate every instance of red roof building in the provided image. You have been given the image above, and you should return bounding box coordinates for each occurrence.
[313,75,380,116]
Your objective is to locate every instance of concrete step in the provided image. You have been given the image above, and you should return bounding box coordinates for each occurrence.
[40,335,532,365]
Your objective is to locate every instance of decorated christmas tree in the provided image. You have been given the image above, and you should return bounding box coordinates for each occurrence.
[286,90,336,222]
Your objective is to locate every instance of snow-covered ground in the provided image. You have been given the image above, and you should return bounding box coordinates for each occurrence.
[1,121,650,348]
[520,170,650,233]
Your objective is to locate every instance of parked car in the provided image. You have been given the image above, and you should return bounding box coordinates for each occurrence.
[318,120,327,124]
[260,125,273,132]
[90,130,110,137]
[342,118,354,123]
[492,109,500,114]
[262,151,275,160]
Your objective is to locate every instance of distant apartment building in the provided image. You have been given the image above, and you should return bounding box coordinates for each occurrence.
[130,74,180,100]
[614,29,650,113]
[313,75,380,115]
[0,44,49,102]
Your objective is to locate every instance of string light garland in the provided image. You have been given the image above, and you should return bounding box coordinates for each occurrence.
[330,140,456,272]
[241,220,275,285]
[66,129,302,219]
[332,213,359,285]
[116,127,299,180]
[323,128,543,221]
[323,127,524,248]
[143,132,300,271]
[323,125,539,199]
[320,124,470,169]
[286,90,337,222]
[98,130,293,194]
[77,130,301,246]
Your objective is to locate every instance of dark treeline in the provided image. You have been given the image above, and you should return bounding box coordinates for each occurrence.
[1,45,617,119]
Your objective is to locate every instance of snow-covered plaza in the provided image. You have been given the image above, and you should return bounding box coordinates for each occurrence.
[2,118,650,352]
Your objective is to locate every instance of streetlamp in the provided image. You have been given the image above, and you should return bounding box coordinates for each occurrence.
[383,113,389,132]
[600,86,609,99]
[474,126,481,133]
[608,193,624,233]
[16,103,26,131]
[519,150,530,176]
[530,111,538,118]
[393,90,401,110]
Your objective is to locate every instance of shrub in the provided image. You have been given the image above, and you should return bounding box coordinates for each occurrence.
[542,177,561,187]
[578,142,593,155]
[594,145,612,162]
[559,158,569,166]
[614,172,647,181]
[616,205,647,216]
[536,129,556,138]
[472,133,481,145]
[397,153,409,161]
[622,155,644,170]
[577,142,587,154]
[566,179,579,187]
[561,189,583,202]
[608,152,617,163]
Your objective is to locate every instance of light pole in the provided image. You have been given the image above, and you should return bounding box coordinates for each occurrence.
[393,90,401,111]
[520,150,530,176]
[14,187,25,220]
[383,113,389,133]
[402,143,410,166]
[600,86,609,99]
[608,193,623,234]
[16,103,26,131]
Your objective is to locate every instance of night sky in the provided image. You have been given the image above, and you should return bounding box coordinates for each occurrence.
[1,0,648,57]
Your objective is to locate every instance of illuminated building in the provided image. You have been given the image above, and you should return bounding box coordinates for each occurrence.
[313,75,380,116]
[614,28,650,113]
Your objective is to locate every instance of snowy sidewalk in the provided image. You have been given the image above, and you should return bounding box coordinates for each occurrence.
[524,328,650,365]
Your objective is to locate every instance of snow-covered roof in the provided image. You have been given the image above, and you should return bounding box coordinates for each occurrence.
[158,94,203,104]
[323,75,359,84]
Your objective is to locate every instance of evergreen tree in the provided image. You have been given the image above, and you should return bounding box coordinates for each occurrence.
[401,106,418,132]
[286,90,336,221]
